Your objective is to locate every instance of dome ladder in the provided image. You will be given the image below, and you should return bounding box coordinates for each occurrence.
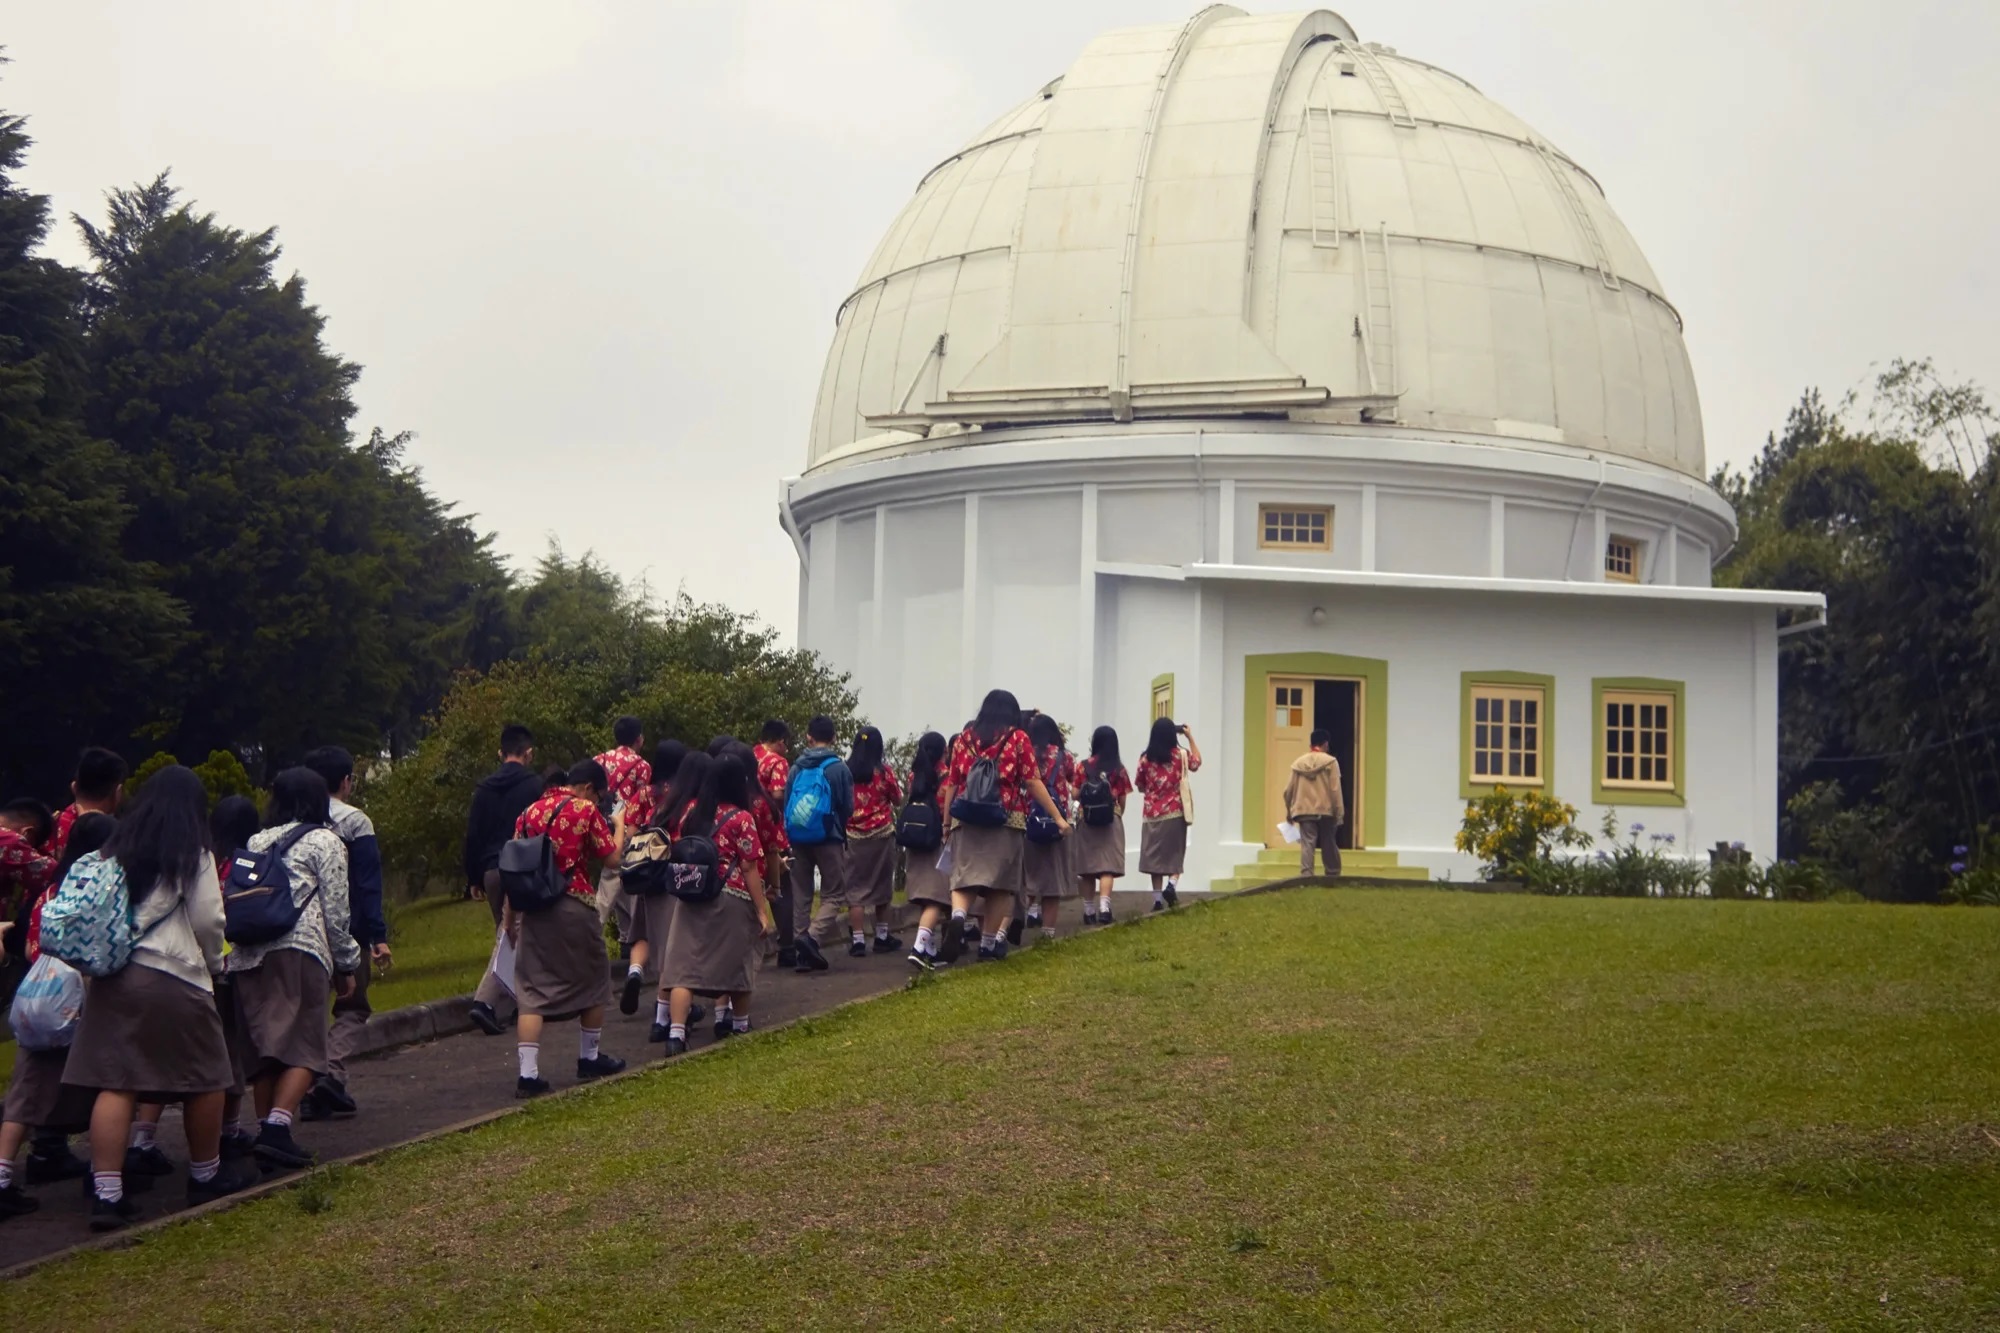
[1304,106,1342,249]
[1533,141,1622,291]
[1356,222,1398,409]
[1340,42,1417,129]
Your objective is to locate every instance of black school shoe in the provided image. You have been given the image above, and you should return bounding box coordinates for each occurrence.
[908,947,937,971]
[794,936,830,972]
[89,1195,142,1232]
[302,1076,357,1121]
[649,1021,671,1043]
[619,970,644,1015]
[0,1183,39,1219]
[1025,911,1043,930]
[23,1144,89,1184]
[577,1052,628,1081]
[689,1002,707,1024]
[1081,908,1097,926]
[220,1129,256,1162]
[1006,917,1024,947]
[468,1000,505,1036]
[665,1036,688,1056]
[516,1075,551,1099]
[125,1143,174,1180]
[871,934,904,953]
[1164,879,1179,908]
[776,945,798,969]
[847,939,868,958]
[254,1122,315,1171]
[977,940,1010,963]
[714,1012,734,1040]
[186,1160,258,1208]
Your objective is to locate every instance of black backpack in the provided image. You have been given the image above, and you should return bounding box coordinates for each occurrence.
[619,826,675,897]
[498,804,572,913]
[1025,750,1067,845]
[222,825,319,945]
[949,738,1010,828]
[666,831,722,903]
[895,798,942,850]
[1077,761,1116,828]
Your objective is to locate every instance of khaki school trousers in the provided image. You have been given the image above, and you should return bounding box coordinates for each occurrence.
[1299,816,1343,876]
[791,841,850,945]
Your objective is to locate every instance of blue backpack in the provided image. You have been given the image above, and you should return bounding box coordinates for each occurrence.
[38,852,144,978]
[784,757,837,846]
[222,825,320,945]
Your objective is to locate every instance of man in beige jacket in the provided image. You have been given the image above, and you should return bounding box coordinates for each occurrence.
[1285,731,1345,876]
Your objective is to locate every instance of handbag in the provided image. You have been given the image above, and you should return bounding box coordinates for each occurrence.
[1178,749,1195,828]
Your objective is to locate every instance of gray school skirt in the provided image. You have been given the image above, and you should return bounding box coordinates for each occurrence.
[846,831,897,909]
[3,1043,95,1131]
[64,962,232,1099]
[660,891,760,996]
[233,947,332,1077]
[1138,816,1190,876]
[950,824,1025,898]
[515,893,611,1020]
[623,888,674,961]
[1023,834,1077,899]
[903,840,952,908]
[1071,813,1127,879]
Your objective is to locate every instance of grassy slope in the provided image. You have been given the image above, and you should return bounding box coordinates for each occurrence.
[1,895,497,1085]
[8,890,1998,1330]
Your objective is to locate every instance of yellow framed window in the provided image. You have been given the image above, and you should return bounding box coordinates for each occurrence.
[1259,505,1332,551]
[1151,674,1175,721]
[1272,682,1306,728]
[1601,690,1674,789]
[1469,685,1544,786]
[1605,535,1640,583]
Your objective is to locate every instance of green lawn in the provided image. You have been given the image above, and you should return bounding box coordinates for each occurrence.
[1,894,497,1085]
[9,890,2000,1328]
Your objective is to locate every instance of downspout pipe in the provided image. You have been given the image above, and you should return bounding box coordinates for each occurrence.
[1563,455,1608,581]
[777,481,807,565]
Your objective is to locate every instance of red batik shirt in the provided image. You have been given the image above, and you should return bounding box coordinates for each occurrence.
[1035,745,1080,808]
[750,794,788,859]
[675,802,765,902]
[594,747,652,815]
[1080,758,1133,813]
[849,766,903,837]
[515,791,616,898]
[754,744,790,807]
[2,826,57,958]
[948,727,1038,824]
[1135,750,1188,821]
[49,804,81,862]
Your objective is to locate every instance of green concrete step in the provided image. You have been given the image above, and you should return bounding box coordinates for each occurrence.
[1211,846,1430,892]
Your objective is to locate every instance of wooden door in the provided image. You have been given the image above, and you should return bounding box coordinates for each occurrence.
[1263,676,1314,846]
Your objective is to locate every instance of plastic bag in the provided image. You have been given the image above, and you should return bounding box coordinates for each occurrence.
[9,952,85,1050]
[488,925,517,999]
[935,843,956,875]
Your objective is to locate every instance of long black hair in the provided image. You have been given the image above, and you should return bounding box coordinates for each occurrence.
[57,812,116,881]
[1144,716,1180,766]
[651,739,688,792]
[101,765,210,903]
[1027,713,1063,751]
[971,689,1022,748]
[210,795,260,862]
[266,766,332,829]
[849,726,884,786]
[908,731,948,804]
[685,753,754,840]
[1088,725,1124,776]
[567,758,609,797]
[658,751,713,834]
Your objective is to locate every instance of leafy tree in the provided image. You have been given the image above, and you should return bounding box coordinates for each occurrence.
[0,92,180,796]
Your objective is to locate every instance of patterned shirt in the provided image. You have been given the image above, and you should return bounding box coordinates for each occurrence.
[1135,750,1190,821]
[515,791,616,898]
[1079,759,1133,814]
[849,767,903,837]
[1035,745,1080,808]
[595,746,652,817]
[713,803,765,901]
[754,744,790,806]
[226,824,360,977]
[50,805,80,862]
[750,795,788,859]
[2,826,56,955]
[948,727,1039,827]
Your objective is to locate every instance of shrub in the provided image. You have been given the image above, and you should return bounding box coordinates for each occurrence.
[1943,832,2000,906]
[1454,786,1587,879]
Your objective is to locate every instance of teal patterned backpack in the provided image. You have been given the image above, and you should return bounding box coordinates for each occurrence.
[38,851,142,977]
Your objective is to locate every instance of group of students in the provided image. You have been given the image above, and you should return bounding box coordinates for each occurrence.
[452,691,1205,1101]
[0,746,389,1231]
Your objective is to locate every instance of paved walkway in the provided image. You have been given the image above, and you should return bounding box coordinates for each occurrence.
[0,889,1191,1270]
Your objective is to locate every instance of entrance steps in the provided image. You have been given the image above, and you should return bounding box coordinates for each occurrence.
[1209,846,1429,893]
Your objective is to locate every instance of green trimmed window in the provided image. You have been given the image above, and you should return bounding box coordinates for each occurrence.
[1591,677,1685,807]
[1460,672,1555,799]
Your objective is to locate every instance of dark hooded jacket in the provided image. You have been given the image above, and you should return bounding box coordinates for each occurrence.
[461,762,545,886]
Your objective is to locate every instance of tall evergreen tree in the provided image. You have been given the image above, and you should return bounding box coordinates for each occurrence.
[0,93,180,795]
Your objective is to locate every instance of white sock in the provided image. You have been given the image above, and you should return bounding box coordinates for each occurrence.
[654,999,671,1025]
[0,1161,13,1189]
[713,1001,732,1023]
[915,926,935,953]
[732,1015,750,1033]
[668,1023,686,1040]
[518,1043,540,1080]
[1042,927,1057,940]
[981,933,998,948]
[875,922,890,941]
[129,1121,157,1150]
[579,1027,602,1061]
[852,929,866,946]
[950,907,966,922]
[264,1108,293,1129]
[1099,894,1112,913]
[1026,907,1041,924]
[627,963,642,979]
[1152,890,1165,906]
[93,1170,122,1203]
[189,1156,219,1184]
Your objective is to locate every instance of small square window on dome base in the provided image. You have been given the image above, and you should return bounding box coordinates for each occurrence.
[1258,505,1332,551]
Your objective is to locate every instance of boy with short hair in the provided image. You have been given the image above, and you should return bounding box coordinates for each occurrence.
[51,747,127,860]
[1285,731,1346,877]
[463,725,544,1035]
[781,716,852,972]
[753,720,795,966]
[299,746,388,1119]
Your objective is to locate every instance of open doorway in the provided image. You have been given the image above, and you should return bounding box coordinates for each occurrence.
[1261,673,1365,850]
[1313,679,1360,850]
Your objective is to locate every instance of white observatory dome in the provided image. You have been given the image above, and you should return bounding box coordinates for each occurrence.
[808,5,1703,478]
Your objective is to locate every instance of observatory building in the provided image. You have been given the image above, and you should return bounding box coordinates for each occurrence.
[780,6,1823,886]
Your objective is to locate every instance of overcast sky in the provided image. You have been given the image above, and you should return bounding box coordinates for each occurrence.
[8,1,1996,637]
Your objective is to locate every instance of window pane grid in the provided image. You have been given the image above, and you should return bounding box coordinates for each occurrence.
[1258,505,1332,550]
[1468,685,1543,787]
[1602,691,1673,788]
[1605,537,1639,582]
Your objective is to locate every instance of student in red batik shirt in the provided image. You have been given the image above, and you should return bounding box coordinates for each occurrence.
[937,689,1070,964]
[1134,716,1203,911]
[753,720,797,967]
[593,716,651,945]
[49,747,127,861]
[1022,713,1081,941]
[1072,726,1133,925]
[842,727,904,958]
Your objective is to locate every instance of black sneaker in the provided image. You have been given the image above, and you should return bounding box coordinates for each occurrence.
[298,1089,333,1122]
[714,1013,734,1040]
[689,1002,708,1024]
[0,1183,39,1220]
[1006,917,1024,947]
[516,1076,551,1099]
[1098,907,1114,925]
[220,1130,256,1162]
[794,936,830,972]
[1082,909,1098,926]
[776,946,798,969]
[908,948,936,971]
[88,1195,142,1232]
[872,934,904,953]
[125,1143,175,1179]
[665,1036,687,1057]
[619,970,643,1015]
[976,944,996,963]
[468,1000,504,1036]
[989,939,1010,962]
[1164,880,1179,908]
[577,1052,627,1081]
[1026,912,1043,930]
[186,1161,256,1208]
[253,1122,314,1171]
[648,1021,671,1043]
[1151,900,1165,913]
[304,1077,357,1120]
[22,1145,88,1185]
[847,939,868,958]
[939,923,966,965]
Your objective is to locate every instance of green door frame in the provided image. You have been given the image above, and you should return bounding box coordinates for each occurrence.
[1241,652,1389,849]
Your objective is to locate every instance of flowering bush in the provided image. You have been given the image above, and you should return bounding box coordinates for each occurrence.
[1454,786,1588,878]
[1943,832,2000,906]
